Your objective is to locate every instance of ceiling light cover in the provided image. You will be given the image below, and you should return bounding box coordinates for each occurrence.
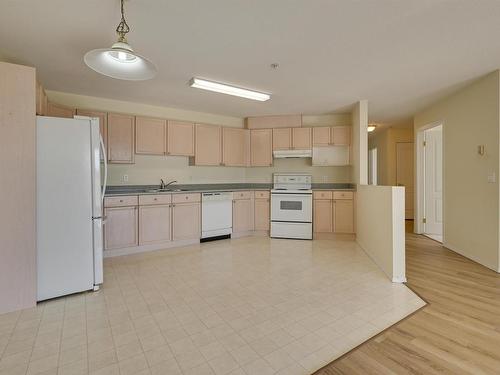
[190,78,270,101]
[84,0,157,80]
[367,124,377,132]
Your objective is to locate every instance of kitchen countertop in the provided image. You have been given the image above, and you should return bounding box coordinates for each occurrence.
[105,183,355,196]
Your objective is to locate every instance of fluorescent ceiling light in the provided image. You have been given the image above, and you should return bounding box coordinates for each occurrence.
[367,124,377,132]
[190,78,270,101]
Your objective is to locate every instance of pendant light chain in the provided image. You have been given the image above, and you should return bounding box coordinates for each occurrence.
[116,0,130,43]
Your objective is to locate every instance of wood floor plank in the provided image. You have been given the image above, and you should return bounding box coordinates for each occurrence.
[316,228,500,375]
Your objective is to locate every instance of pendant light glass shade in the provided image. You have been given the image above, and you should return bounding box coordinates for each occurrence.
[84,0,157,80]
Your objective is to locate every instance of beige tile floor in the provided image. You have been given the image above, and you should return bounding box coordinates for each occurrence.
[0,237,425,375]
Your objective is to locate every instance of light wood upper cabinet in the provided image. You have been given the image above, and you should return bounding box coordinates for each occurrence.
[135,116,166,155]
[246,115,302,129]
[233,198,254,233]
[76,109,108,155]
[167,121,194,156]
[312,127,331,146]
[333,199,354,233]
[107,113,135,164]
[46,102,76,118]
[172,202,200,241]
[250,129,273,167]
[36,81,47,116]
[331,126,351,146]
[272,128,292,150]
[313,199,332,233]
[104,206,138,250]
[292,128,312,149]
[254,197,270,231]
[222,128,249,167]
[194,124,222,166]
[139,204,171,245]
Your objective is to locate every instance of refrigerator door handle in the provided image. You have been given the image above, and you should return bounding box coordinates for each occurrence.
[100,135,107,204]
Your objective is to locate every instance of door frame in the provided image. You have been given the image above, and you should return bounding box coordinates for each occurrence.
[395,141,414,219]
[415,121,444,237]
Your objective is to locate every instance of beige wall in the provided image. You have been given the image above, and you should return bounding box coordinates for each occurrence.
[414,70,500,272]
[369,126,414,186]
[48,91,353,185]
[356,185,406,282]
[352,100,368,184]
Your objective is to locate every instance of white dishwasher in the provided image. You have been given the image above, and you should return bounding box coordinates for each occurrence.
[201,192,233,241]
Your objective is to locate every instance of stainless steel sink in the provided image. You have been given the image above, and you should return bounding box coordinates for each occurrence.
[144,188,188,193]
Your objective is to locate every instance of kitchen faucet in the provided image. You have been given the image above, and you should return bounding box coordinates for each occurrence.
[160,179,178,190]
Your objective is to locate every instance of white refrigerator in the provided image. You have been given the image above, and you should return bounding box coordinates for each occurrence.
[36,116,107,301]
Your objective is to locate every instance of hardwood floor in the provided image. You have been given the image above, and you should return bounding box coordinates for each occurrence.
[316,227,500,374]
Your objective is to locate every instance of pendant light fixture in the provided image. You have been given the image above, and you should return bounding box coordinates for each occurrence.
[84,0,157,80]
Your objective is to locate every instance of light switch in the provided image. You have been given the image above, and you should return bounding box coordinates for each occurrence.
[123,174,129,182]
[487,172,496,183]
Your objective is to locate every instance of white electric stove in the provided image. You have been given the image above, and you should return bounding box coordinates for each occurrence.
[270,173,313,239]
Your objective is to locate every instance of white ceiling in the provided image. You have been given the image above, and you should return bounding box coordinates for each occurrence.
[2,0,500,123]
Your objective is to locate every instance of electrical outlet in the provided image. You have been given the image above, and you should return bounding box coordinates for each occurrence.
[123,174,129,183]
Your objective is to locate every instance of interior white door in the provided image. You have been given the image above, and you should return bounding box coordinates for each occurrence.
[424,125,443,239]
[396,142,414,219]
[368,148,378,185]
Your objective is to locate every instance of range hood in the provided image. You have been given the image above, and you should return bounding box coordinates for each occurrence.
[273,149,312,158]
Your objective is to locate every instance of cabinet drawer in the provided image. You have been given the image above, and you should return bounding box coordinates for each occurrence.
[254,190,270,199]
[313,191,332,200]
[172,193,201,203]
[139,194,172,206]
[104,195,138,207]
[333,191,354,200]
[233,191,253,200]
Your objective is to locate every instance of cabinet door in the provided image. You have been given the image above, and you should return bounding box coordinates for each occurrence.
[36,81,48,116]
[272,128,292,150]
[331,126,351,146]
[107,113,135,163]
[314,200,332,233]
[313,127,330,146]
[195,124,222,165]
[104,206,138,249]
[292,128,312,149]
[47,102,76,118]
[254,199,270,231]
[172,203,200,241]
[222,128,249,166]
[250,129,272,166]
[233,199,254,233]
[76,109,108,156]
[138,204,171,245]
[333,199,354,233]
[135,116,166,155]
[167,120,194,156]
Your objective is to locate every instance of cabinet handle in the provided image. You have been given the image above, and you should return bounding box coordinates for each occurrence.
[119,199,123,203]
[185,196,189,200]
[154,198,157,201]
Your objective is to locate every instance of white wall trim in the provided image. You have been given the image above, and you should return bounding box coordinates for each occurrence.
[444,241,499,273]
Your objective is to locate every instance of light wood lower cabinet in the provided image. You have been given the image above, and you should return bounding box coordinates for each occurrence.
[254,198,270,231]
[313,190,355,234]
[104,206,138,249]
[233,195,254,233]
[313,200,332,233]
[333,199,354,233]
[139,205,171,245]
[172,202,200,241]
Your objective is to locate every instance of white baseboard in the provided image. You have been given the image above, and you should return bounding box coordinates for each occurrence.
[392,276,407,283]
[443,242,500,273]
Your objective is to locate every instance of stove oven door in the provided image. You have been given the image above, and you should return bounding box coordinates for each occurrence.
[271,193,312,222]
